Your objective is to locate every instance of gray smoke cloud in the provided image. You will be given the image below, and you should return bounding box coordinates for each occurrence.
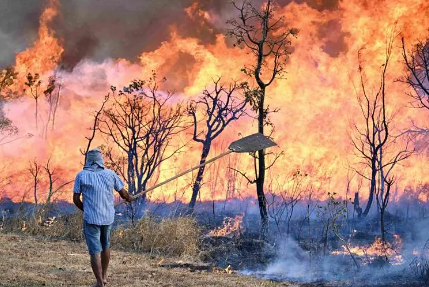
[0,0,43,67]
[0,0,346,70]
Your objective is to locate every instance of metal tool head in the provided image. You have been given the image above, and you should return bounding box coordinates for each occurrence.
[228,133,277,153]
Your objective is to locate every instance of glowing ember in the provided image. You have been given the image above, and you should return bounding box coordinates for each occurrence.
[208,214,244,238]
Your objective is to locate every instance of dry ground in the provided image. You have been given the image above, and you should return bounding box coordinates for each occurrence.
[0,233,296,287]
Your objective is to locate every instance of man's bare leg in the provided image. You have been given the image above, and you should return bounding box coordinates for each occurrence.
[101,248,110,284]
[90,253,104,287]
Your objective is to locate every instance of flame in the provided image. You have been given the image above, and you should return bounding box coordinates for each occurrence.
[14,0,63,77]
[333,234,404,265]
[208,213,244,237]
[1,0,429,204]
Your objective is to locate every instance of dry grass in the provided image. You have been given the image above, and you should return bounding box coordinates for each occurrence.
[0,233,294,287]
[1,205,83,241]
[112,216,200,259]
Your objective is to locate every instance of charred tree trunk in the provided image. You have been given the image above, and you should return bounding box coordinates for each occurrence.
[256,88,269,240]
[189,142,211,211]
[33,177,38,205]
[29,159,40,206]
[188,79,245,211]
[228,0,296,240]
[354,192,362,218]
[46,170,53,203]
[363,159,377,216]
[380,179,392,244]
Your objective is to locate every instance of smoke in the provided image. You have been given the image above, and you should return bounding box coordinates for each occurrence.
[52,0,230,69]
[0,0,350,70]
[244,237,413,284]
[0,0,42,67]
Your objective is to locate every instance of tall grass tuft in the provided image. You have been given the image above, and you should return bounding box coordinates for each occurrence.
[112,216,200,259]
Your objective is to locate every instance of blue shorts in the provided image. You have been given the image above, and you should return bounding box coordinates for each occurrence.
[83,221,112,255]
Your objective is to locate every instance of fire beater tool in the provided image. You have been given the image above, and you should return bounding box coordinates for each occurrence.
[115,133,277,207]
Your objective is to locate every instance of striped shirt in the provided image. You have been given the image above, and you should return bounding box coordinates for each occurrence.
[73,168,124,225]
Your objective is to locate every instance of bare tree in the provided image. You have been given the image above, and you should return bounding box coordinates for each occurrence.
[28,159,41,205]
[43,157,73,203]
[351,36,392,217]
[352,33,414,220]
[43,75,62,136]
[267,169,305,236]
[228,0,298,240]
[187,78,246,212]
[98,75,185,220]
[80,93,110,164]
[375,130,413,243]
[402,36,429,137]
[25,73,42,130]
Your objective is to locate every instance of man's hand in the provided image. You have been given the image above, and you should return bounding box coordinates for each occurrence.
[73,193,84,211]
[118,188,135,203]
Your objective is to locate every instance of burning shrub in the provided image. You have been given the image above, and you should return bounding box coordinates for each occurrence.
[332,234,404,266]
[111,216,200,258]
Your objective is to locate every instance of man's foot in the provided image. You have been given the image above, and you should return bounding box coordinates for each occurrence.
[103,279,108,285]
[91,283,104,287]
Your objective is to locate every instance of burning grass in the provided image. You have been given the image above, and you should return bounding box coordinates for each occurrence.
[332,234,404,266]
[111,216,200,259]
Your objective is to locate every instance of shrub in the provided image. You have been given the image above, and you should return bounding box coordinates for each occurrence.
[112,216,200,258]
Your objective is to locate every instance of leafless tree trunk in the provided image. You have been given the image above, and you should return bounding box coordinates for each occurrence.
[28,159,41,205]
[351,38,392,217]
[44,157,73,203]
[187,78,246,212]
[228,0,298,240]
[80,93,110,164]
[43,75,63,137]
[352,32,414,223]
[402,37,429,138]
[25,73,42,130]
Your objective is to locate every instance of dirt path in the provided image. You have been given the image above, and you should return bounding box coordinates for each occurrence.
[0,233,295,287]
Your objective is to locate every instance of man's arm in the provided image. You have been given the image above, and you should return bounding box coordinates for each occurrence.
[73,193,83,211]
[118,188,134,202]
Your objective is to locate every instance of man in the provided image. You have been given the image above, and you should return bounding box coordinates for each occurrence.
[73,148,134,287]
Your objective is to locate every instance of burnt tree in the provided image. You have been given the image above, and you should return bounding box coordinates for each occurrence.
[352,35,413,220]
[80,93,110,165]
[98,76,185,220]
[25,73,42,130]
[351,44,390,217]
[187,79,246,212]
[402,37,429,133]
[28,158,41,205]
[43,75,62,136]
[228,0,298,240]
[44,157,73,203]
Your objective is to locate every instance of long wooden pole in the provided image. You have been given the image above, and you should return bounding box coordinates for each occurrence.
[115,150,233,207]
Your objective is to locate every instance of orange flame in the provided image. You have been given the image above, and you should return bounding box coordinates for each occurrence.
[15,0,63,77]
[208,214,244,237]
[1,0,429,204]
[333,234,404,265]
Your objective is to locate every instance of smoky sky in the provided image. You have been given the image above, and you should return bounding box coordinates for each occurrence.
[0,0,344,69]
